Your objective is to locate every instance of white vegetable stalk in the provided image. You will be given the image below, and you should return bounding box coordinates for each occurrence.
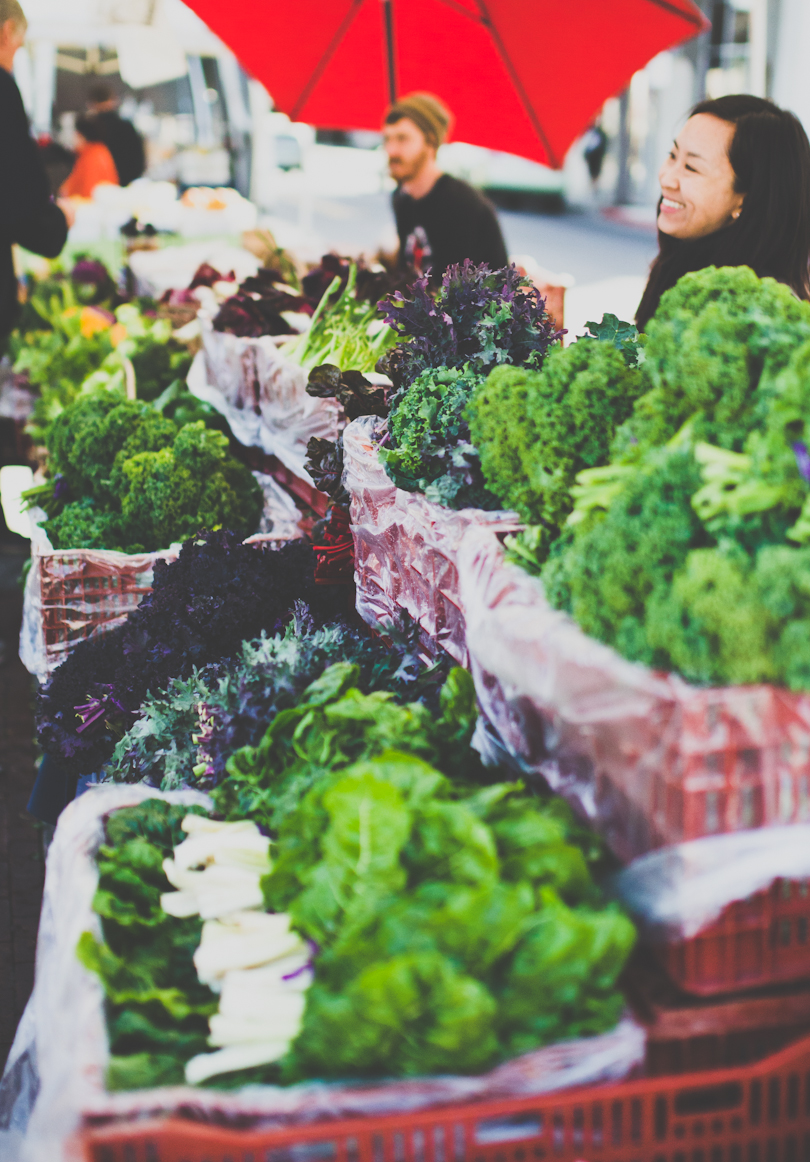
[159,814,313,1085]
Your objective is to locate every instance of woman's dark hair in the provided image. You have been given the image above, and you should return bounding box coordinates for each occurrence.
[74,115,106,144]
[636,95,810,330]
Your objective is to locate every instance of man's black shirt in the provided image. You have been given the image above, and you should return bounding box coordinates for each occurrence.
[93,111,146,187]
[0,68,67,339]
[393,173,508,280]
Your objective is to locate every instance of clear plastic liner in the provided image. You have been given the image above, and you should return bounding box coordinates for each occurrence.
[343,416,521,666]
[193,315,340,483]
[456,526,810,861]
[614,825,810,940]
[0,786,643,1160]
[78,1018,644,1132]
[252,471,304,539]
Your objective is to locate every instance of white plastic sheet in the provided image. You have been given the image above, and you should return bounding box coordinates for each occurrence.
[0,787,644,1159]
[0,785,211,1162]
[615,825,810,940]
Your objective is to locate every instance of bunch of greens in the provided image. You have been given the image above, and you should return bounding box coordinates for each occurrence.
[38,532,348,779]
[380,365,501,509]
[538,269,810,688]
[77,798,217,1090]
[77,303,193,403]
[615,265,810,456]
[15,293,192,440]
[378,261,561,395]
[214,663,480,834]
[304,364,391,508]
[104,609,453,790]
[33,391,262,553]
[283,264,395,374]
[376,262,561,510]
[468,339,645,533]
[263,753,634,1081]
[213,268,311,338]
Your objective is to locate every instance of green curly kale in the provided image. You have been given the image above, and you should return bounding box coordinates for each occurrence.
[541,445,709,669]
[41,392,263,552]
[380,365,501,510]
[619,266,810,454]
[48,392,177,502]
[119,423,262,550]
[468,341,645,530]
[76,799,216,1090]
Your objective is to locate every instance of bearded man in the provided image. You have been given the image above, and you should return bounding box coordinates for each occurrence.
[383,92,507,282]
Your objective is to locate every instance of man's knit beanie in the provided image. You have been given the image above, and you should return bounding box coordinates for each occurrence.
[385,92,452,150]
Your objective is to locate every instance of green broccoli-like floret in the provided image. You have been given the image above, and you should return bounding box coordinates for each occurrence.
[385,365,482,481]
[48,392,176,503]
[119,422,263,549]
[468,342,644,529]
[43,497,131,552]
[646,547,775,685]
[646,544,810,689]
[379,365,500,509]
[621,266,810,453]
[541,446,708,668]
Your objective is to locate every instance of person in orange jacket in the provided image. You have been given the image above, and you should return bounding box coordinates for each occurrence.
[60,116,119,199]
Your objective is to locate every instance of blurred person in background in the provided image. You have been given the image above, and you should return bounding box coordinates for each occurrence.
[60,116,119,199]
[583,123,608,192]
[383,92,507,281]
[0,0,70,341]
[87,82,145,187]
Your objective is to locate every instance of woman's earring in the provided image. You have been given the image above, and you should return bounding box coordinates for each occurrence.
[732,208,742,219]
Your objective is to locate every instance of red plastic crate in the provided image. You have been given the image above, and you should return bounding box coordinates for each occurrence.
[654,877,810,998]
[77,1031,810,1162]
[628,950,810,1075]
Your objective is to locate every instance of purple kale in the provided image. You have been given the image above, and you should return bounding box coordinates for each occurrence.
[189,263,233,289]
[37,531,348,778]
[794,442,810,485]
[306,364,388,421]
[213,273,310,338]
[378,260,562,393]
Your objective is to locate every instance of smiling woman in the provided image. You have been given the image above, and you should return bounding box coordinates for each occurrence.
[636,95,810,330]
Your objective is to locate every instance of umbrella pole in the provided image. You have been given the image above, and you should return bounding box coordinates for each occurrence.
[381,0,397,104]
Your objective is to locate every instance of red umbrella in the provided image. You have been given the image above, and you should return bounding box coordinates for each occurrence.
[183,0,708,168]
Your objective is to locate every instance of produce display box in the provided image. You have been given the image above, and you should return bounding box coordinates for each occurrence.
[343,416,521,667]
[20,533,179,684]
[628,950,810,1076]
[653,877,810,998]
[454,527,810,860]
[344,417,810,858]
[19,530,288,684]
[76,1031,810,1162]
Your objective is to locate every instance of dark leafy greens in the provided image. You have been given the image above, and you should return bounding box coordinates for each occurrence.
[77,798,217,1090]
